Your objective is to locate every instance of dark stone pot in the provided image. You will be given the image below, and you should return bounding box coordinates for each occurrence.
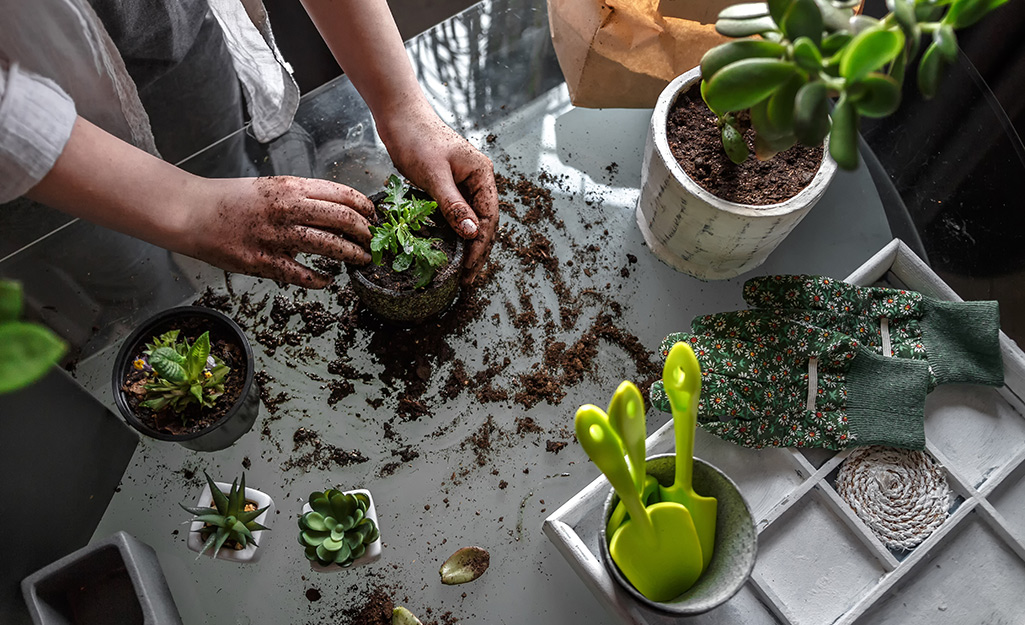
[111,306,259,452]
[347,191,465,325]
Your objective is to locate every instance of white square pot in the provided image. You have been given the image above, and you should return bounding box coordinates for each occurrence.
[186,481,274,563]
[302,488,382,573]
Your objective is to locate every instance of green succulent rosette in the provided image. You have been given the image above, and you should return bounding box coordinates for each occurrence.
[299,489,380,567]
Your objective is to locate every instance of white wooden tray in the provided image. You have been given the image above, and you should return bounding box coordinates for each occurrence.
[543,239,1025,624]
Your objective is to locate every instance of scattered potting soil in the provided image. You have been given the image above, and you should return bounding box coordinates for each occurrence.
[281,427,369,473]
[666,82,824,205]
[120,316,247,437]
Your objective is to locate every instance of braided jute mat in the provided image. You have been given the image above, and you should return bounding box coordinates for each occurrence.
[836,446,951,551]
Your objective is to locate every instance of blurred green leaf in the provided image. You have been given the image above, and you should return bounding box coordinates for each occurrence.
[716,15,779,37]
[849,73,902,117]
[821,32,852,57]
[891,0,917,34]
[0,322,66,394]
[768,0,793,24]
[703,58,800,115]
[781,0,823,47]
[840,28,905,82]
[829,96,861,170]
[792,37,824,72]
[793,82,831,146]
[943,0,1008,28]
[811,0,854,30]
[934,24,958,62]
[721,122,750,164]
[888,45,908,85]
[0,281,22,323]
[718,2,770,19]
[754,131,798,160]
[767,74,804,133]
[917,42,944,98]
[701,40,786,82]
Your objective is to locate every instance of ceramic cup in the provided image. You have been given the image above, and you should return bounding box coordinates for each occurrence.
[599,454,757,614]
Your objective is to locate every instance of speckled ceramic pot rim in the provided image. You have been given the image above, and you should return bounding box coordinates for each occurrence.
[599,454,757,615]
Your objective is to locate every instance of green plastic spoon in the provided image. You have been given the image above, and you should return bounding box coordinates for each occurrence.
[576,404,704,601]
[608,380,647,492]
[660,341,718,572]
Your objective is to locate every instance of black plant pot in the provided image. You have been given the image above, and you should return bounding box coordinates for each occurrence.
[111,306,259,452]
[347,191,466,325]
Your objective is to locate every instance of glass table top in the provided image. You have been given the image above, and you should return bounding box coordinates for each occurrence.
[2,0,1023,623]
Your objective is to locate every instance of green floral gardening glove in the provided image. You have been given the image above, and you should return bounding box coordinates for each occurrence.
[742,275,1004,389]
[650,310,932,450]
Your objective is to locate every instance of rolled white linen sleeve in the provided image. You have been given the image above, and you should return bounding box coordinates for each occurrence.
[0,60,77,203]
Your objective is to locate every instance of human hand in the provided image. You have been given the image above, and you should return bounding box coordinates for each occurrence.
[378,105,498,285]
[183,176,375,288]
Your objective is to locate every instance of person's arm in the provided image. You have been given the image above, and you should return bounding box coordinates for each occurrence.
[25,116,375,288]
[299,0,498,284]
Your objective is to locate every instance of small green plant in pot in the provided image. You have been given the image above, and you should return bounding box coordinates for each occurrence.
[182,471,274,563]
[700,0,1012,170]
[298,488,381,572]
[348,175,465,324]
[0,280,66,394]
[113,306,260,452]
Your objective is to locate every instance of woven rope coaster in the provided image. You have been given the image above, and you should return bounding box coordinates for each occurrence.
[836,446,951,551]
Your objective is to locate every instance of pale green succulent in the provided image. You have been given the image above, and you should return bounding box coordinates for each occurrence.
[298,489,380,567]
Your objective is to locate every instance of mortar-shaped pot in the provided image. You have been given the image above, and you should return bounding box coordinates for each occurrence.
[347,190,466,325]
[636,67,837,280]
[599,454,757,614]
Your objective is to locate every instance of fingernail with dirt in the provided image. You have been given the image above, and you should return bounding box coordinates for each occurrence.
[460,219,478,237]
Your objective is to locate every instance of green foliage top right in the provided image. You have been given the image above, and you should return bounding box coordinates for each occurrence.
[700,0,1012,170]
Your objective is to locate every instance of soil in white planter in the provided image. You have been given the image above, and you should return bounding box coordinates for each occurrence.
[667,83,823,205]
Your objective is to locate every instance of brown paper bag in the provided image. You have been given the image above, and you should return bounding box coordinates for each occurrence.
[548,0,734,108]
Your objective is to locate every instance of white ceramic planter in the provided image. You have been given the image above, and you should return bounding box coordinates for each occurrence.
[187,481,274,563]
[302,488,382,573]
[636,67,838,280]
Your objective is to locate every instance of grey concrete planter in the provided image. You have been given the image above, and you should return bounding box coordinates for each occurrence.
[21,531,182,625]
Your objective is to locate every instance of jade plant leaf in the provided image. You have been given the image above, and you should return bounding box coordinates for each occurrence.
[849,73,902,117]
[767,0,793,24]
[917,43,944,98]
[933,24,959,63]
[780,0,823,47]
[439,546,491,585]
[828,96,860,170]
[703,58,799,115]
[840,28,905,83]
[792,36,823,72]
[715,15,779,38]
[721,122,749,164]
[719,2,770,20]
[304,512,328,531]
[943,0,1008,29]
[793,82,830,146]
[820,32,852,57]
[700,40,786,81]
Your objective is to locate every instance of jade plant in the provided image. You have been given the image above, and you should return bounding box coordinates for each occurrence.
[134,329,229,414]
[369,175,449,288]
[699,0,1011,169]
[181,472,269,558]
[0,280,66,394]
[298,489,380,568]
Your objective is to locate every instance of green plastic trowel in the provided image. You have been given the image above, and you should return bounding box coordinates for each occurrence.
[576,404,703,601]
[605,381,660,536]
[660,342,718,572]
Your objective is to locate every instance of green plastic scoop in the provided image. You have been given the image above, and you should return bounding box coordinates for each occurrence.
[576,404,704,602]
[660,342,718,572]
[605,381,658,536]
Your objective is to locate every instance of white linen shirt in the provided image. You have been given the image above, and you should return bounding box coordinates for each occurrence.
[0,0,300,204]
